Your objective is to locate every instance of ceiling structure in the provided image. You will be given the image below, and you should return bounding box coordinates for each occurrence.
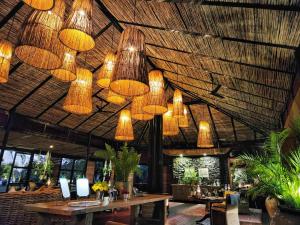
[0,0,297,156]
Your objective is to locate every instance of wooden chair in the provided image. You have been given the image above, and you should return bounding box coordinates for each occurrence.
[211,194,240,225]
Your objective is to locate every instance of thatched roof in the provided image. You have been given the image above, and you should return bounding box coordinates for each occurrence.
[0,0,296,156]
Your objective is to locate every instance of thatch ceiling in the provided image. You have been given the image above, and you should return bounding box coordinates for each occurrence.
[0,0,297,153]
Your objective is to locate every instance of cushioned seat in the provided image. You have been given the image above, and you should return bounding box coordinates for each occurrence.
[105,221,128,225]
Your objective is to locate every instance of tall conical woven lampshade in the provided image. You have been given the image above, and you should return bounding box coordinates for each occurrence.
[63,67,93,115]
[197,121,214,148]
[163,104,179,136]
[50,47,77,82]
[179,105,189,128]
[143,70,167,115]
[15,0,65,70]
[131,95,154,121]
[23,0,54,10]
[0,39,13,84]
[59,0,95,51]
[115,109,134,141]
[96,52,116,88]
[106,90,125,105]
[110,27,149,97]
[173,89,184,119]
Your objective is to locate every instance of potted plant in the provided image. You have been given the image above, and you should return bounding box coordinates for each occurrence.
[32,152,54,187]
[92,181,109,201]
[95,143,141,198]
[239,118,300,224]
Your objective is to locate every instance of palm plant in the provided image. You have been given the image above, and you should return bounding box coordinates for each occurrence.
[239,120,300,209]
[95,143,141,182]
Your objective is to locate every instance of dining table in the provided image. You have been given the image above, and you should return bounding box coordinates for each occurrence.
[190,196,225,225]
[25,194,171,225]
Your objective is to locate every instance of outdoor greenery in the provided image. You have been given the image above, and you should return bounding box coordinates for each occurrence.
[95,143,141,182]
[181,167,199,185]
[32,152,53,182]
[239,117,300,209]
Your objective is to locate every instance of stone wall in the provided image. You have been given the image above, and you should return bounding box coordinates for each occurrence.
[173,156,221,185]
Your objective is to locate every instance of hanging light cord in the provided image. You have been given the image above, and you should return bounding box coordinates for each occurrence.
[111,26,114,51]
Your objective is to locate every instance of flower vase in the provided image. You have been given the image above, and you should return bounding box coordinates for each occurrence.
[103,196,109,206]
[96,191,102,201]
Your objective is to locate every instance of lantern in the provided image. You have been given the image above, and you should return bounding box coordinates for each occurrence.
[0,39,13,83]
[23,0,54,11]
[163,104,179,136]
[179,105,189,128]
[131,95,154,121]
[96,52,116,88]
[15,0,65,70]
[63,67,93,115]
[143,70,167,115]
[110,27,149,97]
[115,109,134,141]
[106,90,126,105]
[173,89,184,119]
[197,121,214,148]
[59,0,95,51]
[50,48,77,82]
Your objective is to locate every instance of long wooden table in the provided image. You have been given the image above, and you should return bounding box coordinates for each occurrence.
[25,194,171,225]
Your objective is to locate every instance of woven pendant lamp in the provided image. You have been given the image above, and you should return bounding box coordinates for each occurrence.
[110,27,149,97]
[15,0,65,70]
[143,70,167,115]
[23,0,54,10]
[173,89,184,119]
[179,105,189,128]
[96,52,116,88]
[163,104,179,136]
[115,109,134,141]
[106,90,126,105]
[0,39,13,84]
[63,67,93,115]
[197,121,214,148]
[50,47,77,82]
[59,0,95,51]
[131,95,154,121]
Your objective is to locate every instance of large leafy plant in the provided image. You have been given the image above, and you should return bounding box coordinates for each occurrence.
[181,167,199,185]
[95,143,141,182]
[239,118,300,209]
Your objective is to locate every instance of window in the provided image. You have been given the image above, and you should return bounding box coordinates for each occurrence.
[59,158,86,184]
[30,153,46,182]
[9,152,31,190]
[94,161,104,182]
[0,150,15,192]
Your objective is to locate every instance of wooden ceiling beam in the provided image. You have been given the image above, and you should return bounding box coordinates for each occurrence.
[207,105,220,144]
[146,43,294,91]
[0,1,24,29]
[200,1,300,12]
[136,121,149,146]
[168,79,279,124]
[170,81,268,135]
[187,105,198,132]
[10,76,52,112]
[88,102,131,134]
[231,117,238,142]
[119,21,296,50]
[153,57,288,103]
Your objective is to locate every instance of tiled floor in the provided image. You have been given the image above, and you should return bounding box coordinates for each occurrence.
[94,202,266,225]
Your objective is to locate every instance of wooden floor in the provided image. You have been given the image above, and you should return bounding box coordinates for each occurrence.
[94,202,266,225]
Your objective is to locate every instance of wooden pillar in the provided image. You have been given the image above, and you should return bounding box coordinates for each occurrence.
[0,110,15,167]
[148,115,163,193]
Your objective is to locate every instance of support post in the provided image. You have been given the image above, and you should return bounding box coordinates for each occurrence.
[0,110,15,167]
[148,116,163,193]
